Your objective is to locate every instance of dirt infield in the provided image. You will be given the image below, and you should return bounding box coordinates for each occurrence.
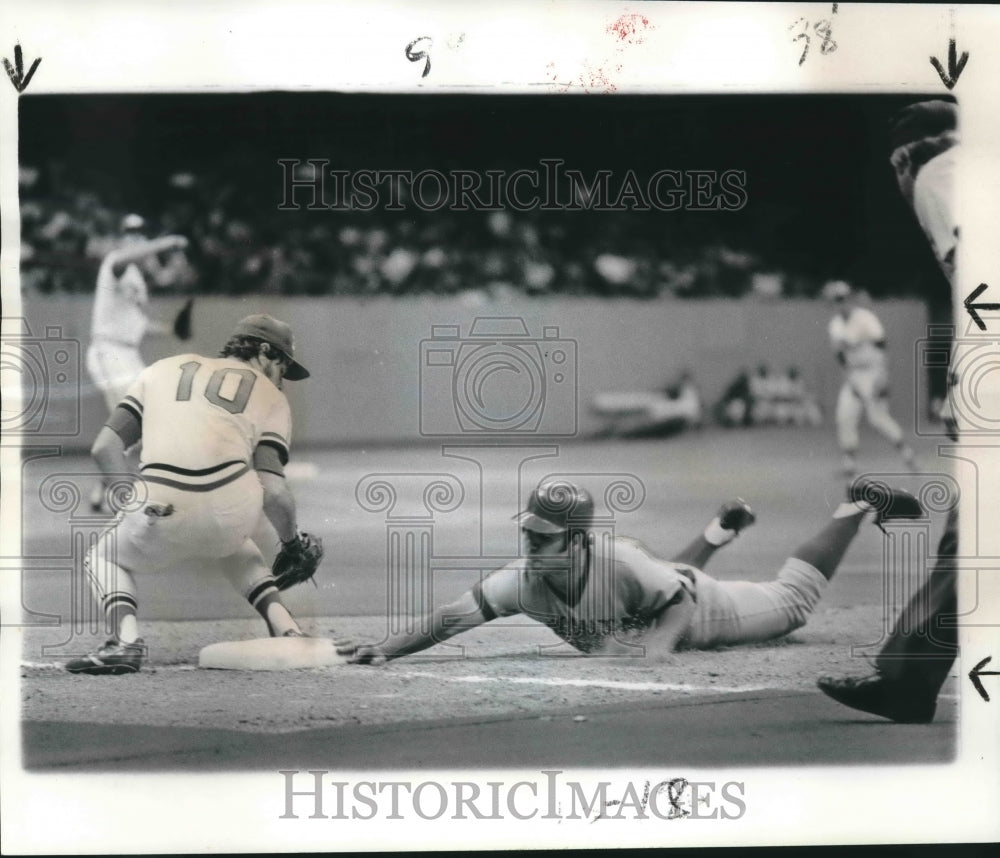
[20,603,959,770]
[17,430,961,770]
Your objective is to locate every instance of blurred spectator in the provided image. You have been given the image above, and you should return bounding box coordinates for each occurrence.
[17,156,898,301]
[749,363,780,425]
[591,370,703,439]
[714,368,753,428]
[773,366,824,427]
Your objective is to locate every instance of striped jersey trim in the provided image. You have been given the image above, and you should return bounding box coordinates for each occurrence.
[143,459,244,477]
[122,395,143,415]
[259,432,290,462]
[257,438,289,465]
[118,401,143,424]
[140,460,250,492]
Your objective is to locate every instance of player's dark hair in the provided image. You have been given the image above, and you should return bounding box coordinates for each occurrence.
[220,336,288,363]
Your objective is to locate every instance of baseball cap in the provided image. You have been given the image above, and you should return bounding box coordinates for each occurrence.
[231,314,310,380]
[121,213,146,233]
[515,480,595,534]
[888,99,958,152]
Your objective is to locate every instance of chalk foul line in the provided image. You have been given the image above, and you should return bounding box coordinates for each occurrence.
[396,671,771,694]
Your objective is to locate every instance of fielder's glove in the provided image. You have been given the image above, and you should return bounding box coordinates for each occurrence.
[173,297,194,340]
[272,531,324,591]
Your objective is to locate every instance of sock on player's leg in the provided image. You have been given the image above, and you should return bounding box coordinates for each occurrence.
[86,551,141,642]
[246,581,301,637]
[791,504,871,580]
[221,542,302,637]
[670,503,752,568]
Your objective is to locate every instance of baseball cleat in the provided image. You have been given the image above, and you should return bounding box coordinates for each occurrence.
[65,638,146,675]
[848,479,924,531]
[718,498,756,534]
[817,674,936,724]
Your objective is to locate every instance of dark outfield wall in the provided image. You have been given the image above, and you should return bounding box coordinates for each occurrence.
[18,295,929,449]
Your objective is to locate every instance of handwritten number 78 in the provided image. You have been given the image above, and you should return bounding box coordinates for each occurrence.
[790,17,838,66]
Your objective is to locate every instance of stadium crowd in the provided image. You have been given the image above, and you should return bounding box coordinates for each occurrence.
[21,160,842,301]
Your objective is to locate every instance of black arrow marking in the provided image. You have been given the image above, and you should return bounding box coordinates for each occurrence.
[964,283,1000,331]
[930,38,969,90]
[969,656,1000,702]
[3,43,42,94]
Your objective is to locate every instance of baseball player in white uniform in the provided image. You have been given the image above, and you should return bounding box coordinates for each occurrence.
[66,314,315,675]
[827,281,917,477]
[87,214,188,511]
[341,477,922,663]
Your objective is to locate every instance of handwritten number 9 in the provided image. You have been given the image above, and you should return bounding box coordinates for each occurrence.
[406,37,432,78]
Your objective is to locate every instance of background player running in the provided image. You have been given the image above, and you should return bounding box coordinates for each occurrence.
[67,314,319,675]
[826,280,917,477]
[87,213,190,512]
[341,477,923,664]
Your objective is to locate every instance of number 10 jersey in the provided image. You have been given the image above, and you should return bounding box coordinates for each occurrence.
[117,353,292,491]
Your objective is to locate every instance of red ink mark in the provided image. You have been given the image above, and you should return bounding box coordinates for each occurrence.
[607,13,653,45]
[582,63,618,94]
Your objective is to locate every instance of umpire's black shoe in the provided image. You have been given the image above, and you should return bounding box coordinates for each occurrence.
[718,498,756,534]
[848,479,925,531]
[817,674,936,724]
[65,638,146,675]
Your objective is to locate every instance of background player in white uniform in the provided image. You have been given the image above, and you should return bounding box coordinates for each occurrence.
[826,280,916,477]
[341,477,922,663]
[67,314,315,675]
[87,213,189,511]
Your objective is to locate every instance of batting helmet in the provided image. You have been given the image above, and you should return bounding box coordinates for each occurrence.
[515,479,595,534]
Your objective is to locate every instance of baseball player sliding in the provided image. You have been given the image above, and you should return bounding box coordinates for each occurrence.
[341,477,923,663]
[826,280,917,477]
[66,314,324,675]
[87,213,191,512]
